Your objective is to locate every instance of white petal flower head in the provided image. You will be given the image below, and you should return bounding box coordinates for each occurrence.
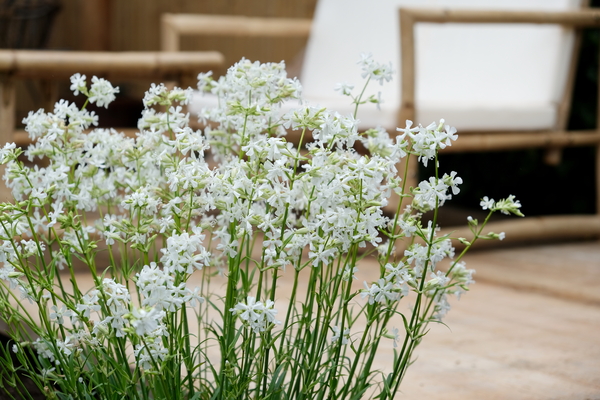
[413,177,449,211]
[357,53,393,85]
[331,325,351,345]
[396,120,420,137]
[361,279,399,305]
[89,76,120,108]
[0,142,17,164]
[262,299,280,325]
[70,73,87,96]
[49,304,74,325]
[230,296,262,323]
[143,83,168,107]
[480,196,495,211]
[425,270,451,292]
[493,194,524,216]
[230,296,280,333]
[390,327,401,348]
[443,171,463,196]
[131,307,166,336]
[334,81,355,96]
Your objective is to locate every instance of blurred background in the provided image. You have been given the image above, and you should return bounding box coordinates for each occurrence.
[1,0,597,219]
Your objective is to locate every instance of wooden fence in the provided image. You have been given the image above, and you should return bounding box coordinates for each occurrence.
[49,0,317,68]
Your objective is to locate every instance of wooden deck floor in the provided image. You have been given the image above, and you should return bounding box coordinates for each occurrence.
[398,241,600,399]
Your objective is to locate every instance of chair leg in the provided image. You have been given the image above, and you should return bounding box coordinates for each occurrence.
[543,146,563,166]
[596,143,600,216]
[0,77,15,203]
[40,80,59,114]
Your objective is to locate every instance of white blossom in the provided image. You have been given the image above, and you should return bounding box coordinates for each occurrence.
[331,325,350,345]
[88,76,120,108]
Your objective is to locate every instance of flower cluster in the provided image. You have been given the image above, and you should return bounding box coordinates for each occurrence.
[230,296,280,333]
[0,54,522,400]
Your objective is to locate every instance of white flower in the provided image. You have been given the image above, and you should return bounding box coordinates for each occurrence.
[143,83,168,107]
[357,53,393,85]
[160,231,209,274]
[443,171,463,196]
[384,262,411,285]
[361,279,399,305]
[413,177,449,211]
[390,327,401,348]
[32,339,56,363]
[398,120,457,166]
[308,241,338,266]
[424,270,451,291]
[0,142,17,164]
[334,81,354,96]
[480,196,495,210]
[230,296,280,333]
[75,291,101,319]
[47,202,64,228]
[450,261,476,299]
[69,73,87,96]
[104,284,127,308]
[40,367,56,378]
[130,307,166,336]
[184,286,205,308]
[331,325,350,345]
[493,194,524,216]
[49,304,74,325]
[135,341,168,371]
[88,76,120,108]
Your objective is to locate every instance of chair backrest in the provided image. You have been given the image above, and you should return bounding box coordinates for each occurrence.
[301,0,583,131]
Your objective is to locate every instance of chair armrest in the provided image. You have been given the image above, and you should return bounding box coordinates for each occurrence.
[161,13,312,51]
[0,50,225,79]
[400,8,600,25]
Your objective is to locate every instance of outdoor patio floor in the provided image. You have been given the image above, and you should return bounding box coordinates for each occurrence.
[397,241,600,399]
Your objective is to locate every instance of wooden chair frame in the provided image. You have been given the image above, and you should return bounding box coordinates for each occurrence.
[399,8,600,243]
[161,14,312,52]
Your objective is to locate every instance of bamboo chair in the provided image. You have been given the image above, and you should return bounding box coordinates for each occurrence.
[0,50,225,201]
[165,0,600,243]
[397,7,600,243]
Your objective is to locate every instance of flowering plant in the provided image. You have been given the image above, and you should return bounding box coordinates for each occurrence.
[0,55,522,399]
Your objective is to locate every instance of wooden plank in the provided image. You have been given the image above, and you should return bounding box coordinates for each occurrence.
[399,280,600,399]
[459,241,600,304]
[443,130,600,152]
[163,14,312,39]
[402,8,600,26]
[80,0,111,51]
[0,50,224,79]
[440,215,600,248]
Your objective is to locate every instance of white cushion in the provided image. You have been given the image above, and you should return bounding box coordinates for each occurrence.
[189,0,582,132]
